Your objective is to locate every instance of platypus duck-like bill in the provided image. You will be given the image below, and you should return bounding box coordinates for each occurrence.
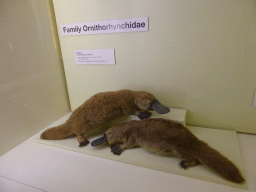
[150,99,170,114]
[91,134,108,146]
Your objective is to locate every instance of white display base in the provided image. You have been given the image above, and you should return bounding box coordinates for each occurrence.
[36,109,247,189]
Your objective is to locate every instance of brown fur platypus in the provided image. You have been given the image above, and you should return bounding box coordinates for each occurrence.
[40,90,170,147]
[91,118,245,184]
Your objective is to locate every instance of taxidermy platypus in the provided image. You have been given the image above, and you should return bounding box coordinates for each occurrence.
[40,89,170,147]
[91,118,245,184]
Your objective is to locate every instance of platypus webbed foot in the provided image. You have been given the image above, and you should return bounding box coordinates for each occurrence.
[138,111,152,120]
[179,159,201,169]
[111,145,123,155]
[77,134,90,147]
[79,140,90,147]
[179,161,188,169]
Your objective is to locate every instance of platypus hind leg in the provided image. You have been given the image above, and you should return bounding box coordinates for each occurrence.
[77,134,89,147]
[179,159,202,169]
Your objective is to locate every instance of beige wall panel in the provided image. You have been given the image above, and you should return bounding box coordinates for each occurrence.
[53,0,256,133]
[0,0,70,156]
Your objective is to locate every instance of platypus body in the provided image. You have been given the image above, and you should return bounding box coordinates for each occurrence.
[40,90,170,147]
[91,118,245,184]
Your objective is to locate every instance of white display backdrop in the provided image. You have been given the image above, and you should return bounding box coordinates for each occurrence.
[52,0,256,134]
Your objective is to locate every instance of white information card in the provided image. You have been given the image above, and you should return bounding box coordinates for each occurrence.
[74,49,115,65]
[61,17,148,36]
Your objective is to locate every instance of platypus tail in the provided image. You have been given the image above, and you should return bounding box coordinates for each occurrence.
[40,123,73,140]
[195,142,245,183]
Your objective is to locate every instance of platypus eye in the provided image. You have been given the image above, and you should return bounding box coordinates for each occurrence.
[109,132,112,135]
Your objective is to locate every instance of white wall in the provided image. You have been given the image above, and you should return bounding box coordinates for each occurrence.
[0,0,70,156]
[53,0,256,134]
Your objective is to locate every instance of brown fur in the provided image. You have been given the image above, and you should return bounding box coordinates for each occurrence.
[40,90,166,147]
[100,118,245,184]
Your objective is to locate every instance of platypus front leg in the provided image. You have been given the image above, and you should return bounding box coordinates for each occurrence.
[137,111,152,119]
[110,145,124,155]
[134,110,152,120]
[110,136,137,155]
